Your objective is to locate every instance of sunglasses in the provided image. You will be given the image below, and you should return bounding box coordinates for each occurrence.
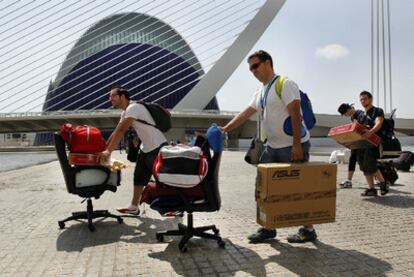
[249,61,262,71]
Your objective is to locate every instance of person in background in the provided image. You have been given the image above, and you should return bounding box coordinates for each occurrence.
[337,103,365,188]
[357,91,389,196]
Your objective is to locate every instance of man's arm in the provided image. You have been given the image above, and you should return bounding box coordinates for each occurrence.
[286,100,303,161]
[364,115,384,137]
[98,117,135,163]
[106,132,115,147]
[371,116,384,134]
[221,106,257,133]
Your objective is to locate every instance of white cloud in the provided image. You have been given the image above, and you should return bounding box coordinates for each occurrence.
[315,44,350,61]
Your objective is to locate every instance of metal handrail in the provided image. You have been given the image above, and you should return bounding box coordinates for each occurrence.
[0,109,239,118]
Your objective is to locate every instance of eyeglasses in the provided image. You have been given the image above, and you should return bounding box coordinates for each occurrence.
[249,62,262,71]
[110,93,120,98]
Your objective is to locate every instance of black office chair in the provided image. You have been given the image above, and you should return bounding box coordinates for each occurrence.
[155,150,224,252]
[54,133,123,232]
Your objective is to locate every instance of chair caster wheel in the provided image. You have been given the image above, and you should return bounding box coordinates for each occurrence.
[117,217,123,224]
[58,221,65,229]
[213,228,220,235]
[218,240,225,248]
[88,224,95,232]
[179,241,188,253]
[156,233,164,242]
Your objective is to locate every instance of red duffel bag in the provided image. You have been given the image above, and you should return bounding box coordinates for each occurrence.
[60,123,106,154]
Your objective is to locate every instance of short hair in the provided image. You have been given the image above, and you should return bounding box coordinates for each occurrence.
[247,50,273,68]
[337,103,353,115]
[111,84,130,100]
[360,90,373,99]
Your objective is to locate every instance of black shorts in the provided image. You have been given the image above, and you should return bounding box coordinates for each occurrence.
[133,143,166,186]
[357,147,380,176]
[348,149,358,171]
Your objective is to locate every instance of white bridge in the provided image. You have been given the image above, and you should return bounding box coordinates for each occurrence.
[1,110,413,141]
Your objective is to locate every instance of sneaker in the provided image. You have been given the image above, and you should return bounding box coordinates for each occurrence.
[287,228,317,243]
[247,227,276,243]
[361,188,378,197]
[116,205,140,215]
[379,182,390,196]
[339,180,352,188]
[163,211,184,217]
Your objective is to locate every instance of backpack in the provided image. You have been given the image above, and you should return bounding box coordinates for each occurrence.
[59,123,106,153]
[381,109,397,140]
[153,145,208,188]
[366,108,396,139]
[126,127,140,162]
[381,118,395,139]
[136,101,171,132]
[377,161,398,184]
[380,136,401,158]
[275,76,316,130]
[390,151,414,172]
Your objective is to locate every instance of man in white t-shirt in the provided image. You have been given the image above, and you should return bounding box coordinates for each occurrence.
[221,50,316,243]
[98,85,167,215]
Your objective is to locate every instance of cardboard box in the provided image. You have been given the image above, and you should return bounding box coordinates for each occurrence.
[256,162,337,229]
[328,122,381,149]
[68,153,100,165]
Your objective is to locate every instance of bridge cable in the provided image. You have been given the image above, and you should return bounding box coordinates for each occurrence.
[0,0,142,74]
[0,0,262,111]
[3,0,198,110]
[8,0,252,112]
[0,0,166,94]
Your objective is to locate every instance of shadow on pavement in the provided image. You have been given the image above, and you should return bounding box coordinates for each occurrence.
[266,240,393,276]
[149,239,267,276]
[388,187,412,194]
[56,217,179,252]
[387,183,405,187]
[56,216,393,276]
[149,238,393,276]
[363,194,414,208]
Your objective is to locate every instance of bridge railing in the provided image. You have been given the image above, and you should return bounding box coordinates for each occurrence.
[0,109,240,118]
[0,109,121,118]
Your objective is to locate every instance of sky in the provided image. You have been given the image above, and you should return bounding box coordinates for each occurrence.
[0,0,413,118]
[216,0,414,118]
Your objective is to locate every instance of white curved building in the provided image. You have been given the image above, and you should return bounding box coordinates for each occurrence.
[43,12,218,112]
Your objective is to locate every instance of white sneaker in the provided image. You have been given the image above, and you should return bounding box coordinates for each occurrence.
[116,205,140,215]
[339,180,352,188]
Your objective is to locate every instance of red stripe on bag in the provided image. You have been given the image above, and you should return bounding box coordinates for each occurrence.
[198,155,208,181]
[153,153,163,178]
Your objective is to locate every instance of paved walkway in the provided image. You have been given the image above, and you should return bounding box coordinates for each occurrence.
[0,151,413,277]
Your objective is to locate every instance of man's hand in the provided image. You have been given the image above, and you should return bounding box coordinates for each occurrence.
[362,129,373,139]
[286,100,303,161]
[291,143,303,161]
[98,150,111,165]
[219,126,227,133]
